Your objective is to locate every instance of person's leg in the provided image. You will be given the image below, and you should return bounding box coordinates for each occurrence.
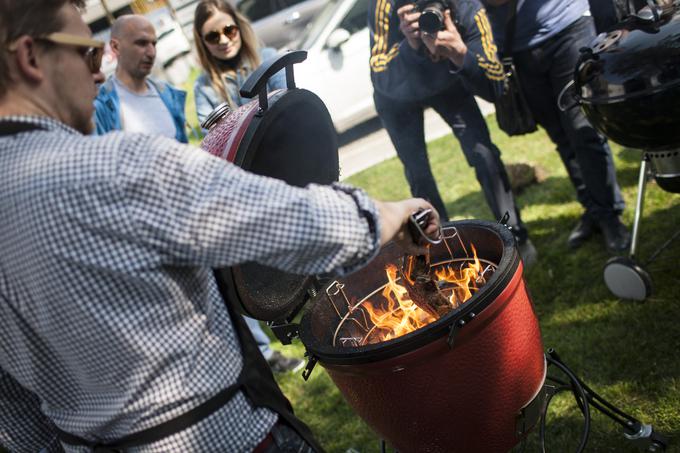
[545,16,629,251]
[244,317,303,373]
[244,316,273,359]
[513,44,595,216]
[513,21,627,252]
[588,0,620,33]
[373,91,449,219]
[546,16,626,219]
[428,86,530,244]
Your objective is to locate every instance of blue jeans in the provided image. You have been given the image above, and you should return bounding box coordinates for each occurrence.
[513,16,625,221]
[374,83,528,243]
[245,316,273,359]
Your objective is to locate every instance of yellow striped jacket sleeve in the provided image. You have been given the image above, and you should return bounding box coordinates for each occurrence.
[369,0,400,73]
[455,5,506,101]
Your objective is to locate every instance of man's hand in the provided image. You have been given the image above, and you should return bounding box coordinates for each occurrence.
[421,10,468,67]
[375,198,441,256]
[398,3,422,50]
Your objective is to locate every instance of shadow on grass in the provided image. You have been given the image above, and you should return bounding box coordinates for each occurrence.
[442,164,646,225]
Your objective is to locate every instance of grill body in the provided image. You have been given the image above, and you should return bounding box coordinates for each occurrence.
[299,221,546,453]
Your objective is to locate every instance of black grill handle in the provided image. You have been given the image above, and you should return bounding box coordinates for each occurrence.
[239,50,307,100]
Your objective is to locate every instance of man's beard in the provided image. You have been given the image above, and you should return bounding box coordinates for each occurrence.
[133,62,155,79]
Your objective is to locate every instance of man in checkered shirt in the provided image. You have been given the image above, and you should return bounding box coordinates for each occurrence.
[0,1,440,451]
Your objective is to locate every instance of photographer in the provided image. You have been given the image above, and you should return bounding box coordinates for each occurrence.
[369,0,536,266]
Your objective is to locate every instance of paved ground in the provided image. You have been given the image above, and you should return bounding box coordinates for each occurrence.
[337,97,495,180]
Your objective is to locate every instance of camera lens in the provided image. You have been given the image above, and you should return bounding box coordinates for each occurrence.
[418,3,445,34]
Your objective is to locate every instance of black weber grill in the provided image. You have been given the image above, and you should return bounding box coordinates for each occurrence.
[561,1,680,300]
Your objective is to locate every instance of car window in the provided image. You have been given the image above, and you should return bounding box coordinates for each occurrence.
[281,0,311,7]
[238,0,279,22]
[238,0,313,22]
[337,0,369,34]
[293,0,342,49]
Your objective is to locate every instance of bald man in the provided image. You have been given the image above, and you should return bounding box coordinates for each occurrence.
[94,15,188,142]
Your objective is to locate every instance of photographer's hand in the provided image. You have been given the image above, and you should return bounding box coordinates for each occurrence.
[397,4,422,50]
[421,10,468,67]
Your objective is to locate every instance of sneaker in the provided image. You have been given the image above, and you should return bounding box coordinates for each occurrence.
[267,350,305,373]
[517,239,538,271]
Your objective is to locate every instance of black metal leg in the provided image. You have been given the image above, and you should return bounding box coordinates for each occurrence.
[630,155,651,259]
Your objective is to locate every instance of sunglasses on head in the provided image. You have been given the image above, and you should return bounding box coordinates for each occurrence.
[35,32,105,74]
[203,25,240,45]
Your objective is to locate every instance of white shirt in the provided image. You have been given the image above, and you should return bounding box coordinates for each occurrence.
[113,76,177,139]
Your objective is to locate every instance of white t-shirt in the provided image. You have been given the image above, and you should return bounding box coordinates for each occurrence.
[113,77,177,139]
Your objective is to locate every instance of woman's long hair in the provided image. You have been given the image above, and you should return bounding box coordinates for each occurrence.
[193,0,261,104]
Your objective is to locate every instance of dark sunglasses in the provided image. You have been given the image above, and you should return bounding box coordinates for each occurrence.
[203,25,240,45]
[35,32,105,74]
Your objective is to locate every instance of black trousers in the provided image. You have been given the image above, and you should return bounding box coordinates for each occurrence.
[513,16,626,221]
[374,83,528,243]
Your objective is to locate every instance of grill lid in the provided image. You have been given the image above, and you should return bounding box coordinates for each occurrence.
[200,51,340,322]
[564,3,680,150]
[575,4,680,105]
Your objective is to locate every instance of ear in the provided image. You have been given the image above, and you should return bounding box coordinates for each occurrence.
[110,38,120,56]
[13,37,45,84]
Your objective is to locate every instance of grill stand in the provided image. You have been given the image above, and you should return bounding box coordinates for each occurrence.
[604,153,680,301]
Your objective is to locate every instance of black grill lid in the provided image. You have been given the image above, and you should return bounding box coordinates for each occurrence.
[205,51,340,322]
[575,4,680,105]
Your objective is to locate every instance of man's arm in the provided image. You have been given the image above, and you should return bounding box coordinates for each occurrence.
[369,0,455,101]
[421,2,504,101]
[98,135,437,276]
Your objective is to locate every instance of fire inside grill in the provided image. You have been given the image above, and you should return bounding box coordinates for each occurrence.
[326,227,498,347]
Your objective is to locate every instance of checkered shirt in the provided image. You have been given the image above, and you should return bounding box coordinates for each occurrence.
[0,116,381,452]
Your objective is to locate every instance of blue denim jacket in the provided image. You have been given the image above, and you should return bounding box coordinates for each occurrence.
[94,77,188,143]
[194,47,286,127]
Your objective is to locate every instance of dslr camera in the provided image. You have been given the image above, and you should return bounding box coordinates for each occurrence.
[413,0,456,34]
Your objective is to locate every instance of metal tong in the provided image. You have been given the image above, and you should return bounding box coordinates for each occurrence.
[407,208,442,246]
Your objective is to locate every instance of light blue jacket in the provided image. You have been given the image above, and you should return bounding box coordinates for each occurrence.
[194,47,286,127]
[94,77,189,143]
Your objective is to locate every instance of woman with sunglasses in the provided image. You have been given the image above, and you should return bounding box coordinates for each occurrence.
[193,0,285,128]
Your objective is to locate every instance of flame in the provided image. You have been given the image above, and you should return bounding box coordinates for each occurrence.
[361,245,486,344]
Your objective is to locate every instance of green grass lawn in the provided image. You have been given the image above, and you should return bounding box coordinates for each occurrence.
[271,115,680,452]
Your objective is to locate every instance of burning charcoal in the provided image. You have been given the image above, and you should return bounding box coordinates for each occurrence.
[401,253,453,319]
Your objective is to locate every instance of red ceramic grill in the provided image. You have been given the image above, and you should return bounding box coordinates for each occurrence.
[201,50,668,453]
[298,220,546,453]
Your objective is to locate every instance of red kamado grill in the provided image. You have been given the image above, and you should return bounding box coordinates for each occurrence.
[298,221,546,453]
[201,51,668,453]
